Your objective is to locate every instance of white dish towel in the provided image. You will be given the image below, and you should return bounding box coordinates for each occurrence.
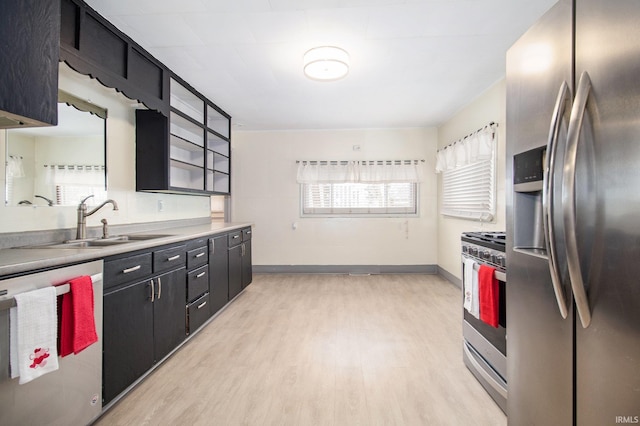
[9,286,59,384]
[463,257,480,319]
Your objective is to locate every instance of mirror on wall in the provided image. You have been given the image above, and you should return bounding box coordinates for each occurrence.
[5,93,107,207]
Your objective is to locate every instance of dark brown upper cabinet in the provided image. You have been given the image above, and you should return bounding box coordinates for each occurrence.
[0,0,60,128]
[59,0,169,116]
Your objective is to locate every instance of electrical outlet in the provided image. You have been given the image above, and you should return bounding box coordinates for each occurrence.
[157,200,164,212]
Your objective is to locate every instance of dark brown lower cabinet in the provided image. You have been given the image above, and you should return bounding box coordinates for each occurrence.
[103,267,186,405]
[103,278,153,405]
[152,268,187,361]
[102,230,252,406]
[228,243,243,300]
[209,234,229,315]
[241,235,252,289]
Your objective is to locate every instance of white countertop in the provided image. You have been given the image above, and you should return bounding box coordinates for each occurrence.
[0,221,251,277]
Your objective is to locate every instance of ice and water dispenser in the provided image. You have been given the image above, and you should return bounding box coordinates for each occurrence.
[512,145,550,255]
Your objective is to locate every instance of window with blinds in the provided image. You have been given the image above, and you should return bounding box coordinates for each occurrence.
[441,158,495,220]
[438,125,496,221]
[301,182,418,216]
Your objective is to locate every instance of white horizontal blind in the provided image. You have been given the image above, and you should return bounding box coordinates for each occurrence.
[302,182,417,215]
[440,125,496,221]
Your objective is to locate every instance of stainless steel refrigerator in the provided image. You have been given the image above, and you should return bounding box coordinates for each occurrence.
[506,0,640,424]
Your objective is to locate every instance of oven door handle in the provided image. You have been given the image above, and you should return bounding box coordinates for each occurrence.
[465,254,506,282]
[543,80,571,319]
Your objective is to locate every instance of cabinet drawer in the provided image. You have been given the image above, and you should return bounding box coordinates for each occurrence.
[187,293,210,334]
[228,231,242,247]
[104,253,152,289]
[154,245,186,273]
[186,237,208,251]
[187,265,209,302]
[187,246,208,270]
[242,227,252,241]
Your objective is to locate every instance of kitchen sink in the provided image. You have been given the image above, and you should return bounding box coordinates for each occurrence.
[35,240,132,249]
[22,234,173,249]
[102,233,173,241]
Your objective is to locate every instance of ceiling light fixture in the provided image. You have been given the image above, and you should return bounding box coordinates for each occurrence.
[303,46,350,81]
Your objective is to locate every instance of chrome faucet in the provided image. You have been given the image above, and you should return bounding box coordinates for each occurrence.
[34,195,54,206]
[76,195,119,240]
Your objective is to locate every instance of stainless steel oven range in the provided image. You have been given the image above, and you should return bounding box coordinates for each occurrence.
[461,231,507,413]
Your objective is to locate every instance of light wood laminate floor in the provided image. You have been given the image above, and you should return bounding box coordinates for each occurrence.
[96,274,506,426]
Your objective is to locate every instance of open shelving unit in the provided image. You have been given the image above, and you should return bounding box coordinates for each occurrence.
[136,77,231,195]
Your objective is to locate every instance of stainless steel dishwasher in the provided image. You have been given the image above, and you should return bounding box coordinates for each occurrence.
[0,260,103,426]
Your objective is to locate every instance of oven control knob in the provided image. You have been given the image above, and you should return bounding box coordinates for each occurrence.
[490,254,497,263]
[483,250,490,260]
[496,255,506,267]
[462,245,468,253]
[470,247,478,256]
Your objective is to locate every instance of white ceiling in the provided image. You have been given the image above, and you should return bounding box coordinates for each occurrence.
[84,0,557,131]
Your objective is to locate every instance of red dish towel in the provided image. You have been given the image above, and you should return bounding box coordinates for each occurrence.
[59,275,98,357]
[478,265,499,328]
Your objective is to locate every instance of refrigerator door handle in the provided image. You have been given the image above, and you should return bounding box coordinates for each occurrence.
[563,71,593,328]
[543,81,571,319]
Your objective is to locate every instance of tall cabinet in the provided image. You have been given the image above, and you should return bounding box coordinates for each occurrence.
[136,77,231,195]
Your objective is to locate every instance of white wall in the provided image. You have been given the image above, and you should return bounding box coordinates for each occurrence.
[437,79,506,280]
[231,127,438,266]
[0,63,210,233]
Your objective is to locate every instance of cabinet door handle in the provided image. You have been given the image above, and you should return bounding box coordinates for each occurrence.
[123,265,141,274]
[197,300,207,310]
[241,243,245,256]
[150,279,155,303]
[196,271,206,278]
[195,252,205,258]
[157,276,162,300]
[210,239,215,254]
[167,254,181,262]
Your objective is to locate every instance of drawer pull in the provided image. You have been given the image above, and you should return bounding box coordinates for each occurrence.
[195,252,205,258]
[233,235,240,239]
[196,272,206,278]
[197,301,207,309]
[167,254,181,261]
[123,265,141,274]
[246,230,252,234]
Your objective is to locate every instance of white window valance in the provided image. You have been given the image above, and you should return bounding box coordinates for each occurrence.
[297,160,424,184]
[435,124,496,173]
[45,164,106,186]
[437,123,497,221]
[6,155,26,178]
